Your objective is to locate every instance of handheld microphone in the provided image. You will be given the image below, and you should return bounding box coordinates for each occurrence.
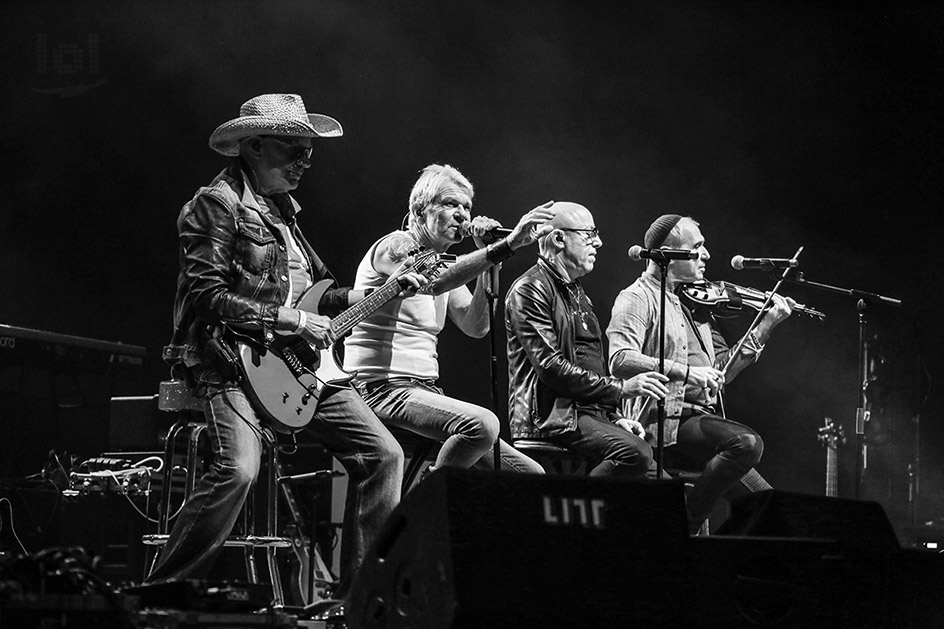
[460,223,513,244]
[627,245,698,262]
[730,255,798,271]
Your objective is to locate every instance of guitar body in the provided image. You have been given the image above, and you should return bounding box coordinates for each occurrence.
[236,251,443,433]
[238,279,347,433]
[238,336,323,433]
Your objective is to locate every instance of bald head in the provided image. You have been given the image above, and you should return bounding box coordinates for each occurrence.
[538,201,602,280]
[548,201,592,229]
[539,202,593,254]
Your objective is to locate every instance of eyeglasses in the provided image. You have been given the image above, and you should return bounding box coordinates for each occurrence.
[262,136,313,162]
[560,227,601,242]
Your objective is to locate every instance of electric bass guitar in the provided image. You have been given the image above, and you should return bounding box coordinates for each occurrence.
[236,249,442,433]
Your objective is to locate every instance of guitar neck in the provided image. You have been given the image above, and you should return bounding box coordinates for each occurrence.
[825,446,838,498]
[330,279,403,338]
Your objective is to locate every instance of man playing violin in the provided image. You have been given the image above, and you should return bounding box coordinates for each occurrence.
[606,214,795,533]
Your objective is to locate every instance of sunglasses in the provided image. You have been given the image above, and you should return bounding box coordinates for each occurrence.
[262,136,313,162]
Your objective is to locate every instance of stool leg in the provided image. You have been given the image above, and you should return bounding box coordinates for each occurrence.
[402,439,433,492]
[243,479,259,583]
[265,435,285,607]
[187,423,206,495]
[146,418,188,578]
[157,419,186,535]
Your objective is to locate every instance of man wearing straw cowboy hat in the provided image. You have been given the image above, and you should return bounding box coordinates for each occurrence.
[153,94,419,618]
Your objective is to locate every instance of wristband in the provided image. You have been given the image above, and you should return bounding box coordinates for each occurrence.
[485,238,515,265]
[742,331,765,358]
[293,310,308,335]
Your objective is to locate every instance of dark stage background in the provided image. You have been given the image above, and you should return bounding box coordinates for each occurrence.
[1,1,942,542]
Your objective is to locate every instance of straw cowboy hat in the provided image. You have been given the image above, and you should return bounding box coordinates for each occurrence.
[208,93,343,156]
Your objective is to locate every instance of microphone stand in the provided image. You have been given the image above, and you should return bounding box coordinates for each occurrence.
[484,264,502,470]
[652,253,672,478]
[720,247,805,378]
[780,272,902,499]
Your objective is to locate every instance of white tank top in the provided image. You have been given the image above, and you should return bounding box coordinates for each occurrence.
[343,231,448,382]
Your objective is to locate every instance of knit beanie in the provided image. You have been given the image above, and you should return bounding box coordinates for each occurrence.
[644,214,683,249]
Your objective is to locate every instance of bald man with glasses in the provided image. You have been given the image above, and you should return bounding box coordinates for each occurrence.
[505,201,669,478]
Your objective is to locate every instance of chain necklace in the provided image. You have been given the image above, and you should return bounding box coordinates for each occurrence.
[567,283,590,331]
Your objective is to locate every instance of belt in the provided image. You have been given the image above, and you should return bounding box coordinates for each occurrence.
[361,377,437,396]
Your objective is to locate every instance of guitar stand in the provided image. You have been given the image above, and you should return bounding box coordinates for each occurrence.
[277,469,345,607]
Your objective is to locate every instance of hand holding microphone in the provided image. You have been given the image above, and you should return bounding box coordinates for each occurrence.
[460,201,555,248]
[460,219,512,244]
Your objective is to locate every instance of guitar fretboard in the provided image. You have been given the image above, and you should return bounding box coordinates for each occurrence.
[330,278,404,337]
[328,250,439,338]
[826,445,838,498]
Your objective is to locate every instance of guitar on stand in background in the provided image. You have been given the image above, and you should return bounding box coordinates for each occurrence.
[818,416,846,498]
[276,464,337,606]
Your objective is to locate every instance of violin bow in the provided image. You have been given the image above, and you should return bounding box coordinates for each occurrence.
[720,246,804,380]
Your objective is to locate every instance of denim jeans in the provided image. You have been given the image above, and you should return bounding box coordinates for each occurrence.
[547,410,654,477]
[148,382,403,601]
[361,379,543,474]
[667,413,771,528]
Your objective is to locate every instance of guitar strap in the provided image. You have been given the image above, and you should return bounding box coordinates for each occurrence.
[293,226,335,285]
[268,191,335,285]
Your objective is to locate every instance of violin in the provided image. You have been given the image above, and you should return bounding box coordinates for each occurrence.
[678,280,826,321]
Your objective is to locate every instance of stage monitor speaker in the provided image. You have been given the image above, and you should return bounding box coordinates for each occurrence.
[348,468,691,629]
[715,489,900,551]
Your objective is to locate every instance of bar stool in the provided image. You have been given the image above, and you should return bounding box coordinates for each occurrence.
[388,427,439,493]
[142,380,293,606]
[511,438,591,476]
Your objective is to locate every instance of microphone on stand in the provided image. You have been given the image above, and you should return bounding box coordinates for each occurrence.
[730,255,798,270]
[627,245,698,262]
[460,223,513,244]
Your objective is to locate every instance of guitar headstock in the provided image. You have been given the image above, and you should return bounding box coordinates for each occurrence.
[817,416,846,449]
[406,248,446,279]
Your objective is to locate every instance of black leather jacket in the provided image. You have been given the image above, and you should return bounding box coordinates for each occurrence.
[165,161,346,378]
[504,258,623,439]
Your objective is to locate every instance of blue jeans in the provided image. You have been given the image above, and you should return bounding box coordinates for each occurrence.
[148,382,403,601]
[547,410,654,477]
[361,379,543,474]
